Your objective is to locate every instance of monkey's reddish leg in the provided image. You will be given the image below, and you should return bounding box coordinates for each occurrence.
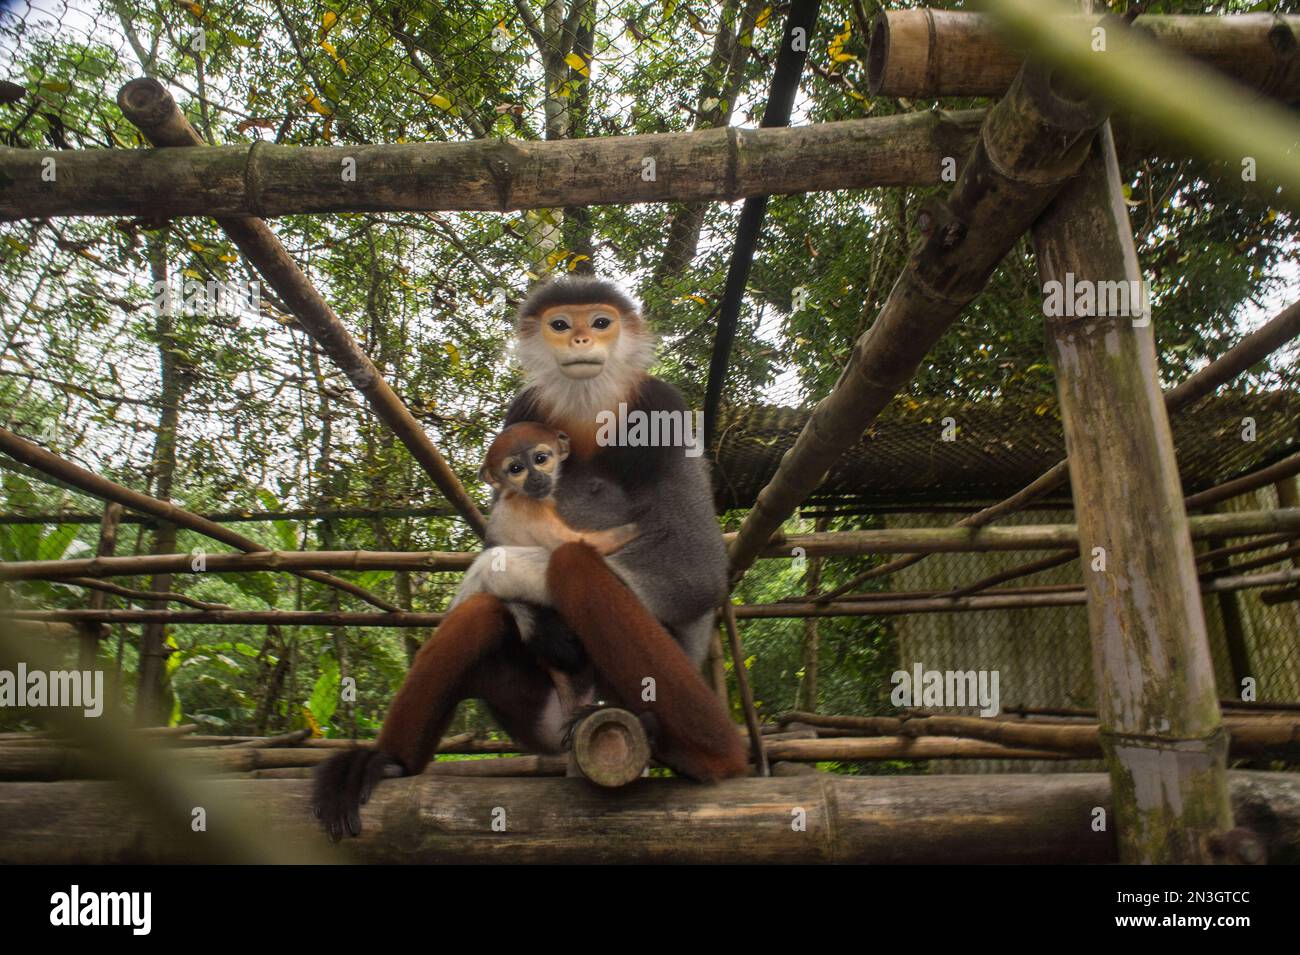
[377,592,513,773]
[546,542,748,782]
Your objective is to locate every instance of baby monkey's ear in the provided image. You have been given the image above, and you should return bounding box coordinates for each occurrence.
[479,462,502,490]
[554,431,571,461]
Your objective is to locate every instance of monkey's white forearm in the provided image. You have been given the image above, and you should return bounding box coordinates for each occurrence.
[451,546,555,608]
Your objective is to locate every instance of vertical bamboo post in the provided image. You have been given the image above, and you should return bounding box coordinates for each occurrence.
[722,601,768,776]
[707,628,729,708]
[79,502,123,668]
[1201,503,1253,691]
[1031,124,1235,863]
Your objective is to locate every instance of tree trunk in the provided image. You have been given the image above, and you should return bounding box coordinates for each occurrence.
[136,233,183,725]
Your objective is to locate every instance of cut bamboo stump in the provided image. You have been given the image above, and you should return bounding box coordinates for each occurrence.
[566,708,651,788]
[868,10,1300,99]
[0,772,1294,864]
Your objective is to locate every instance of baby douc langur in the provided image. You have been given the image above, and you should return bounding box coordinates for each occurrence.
[481,421,639,718]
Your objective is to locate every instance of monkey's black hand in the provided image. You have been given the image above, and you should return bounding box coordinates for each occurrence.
[312,748,406,842]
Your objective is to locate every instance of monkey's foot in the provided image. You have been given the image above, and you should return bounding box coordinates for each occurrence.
[312,748,406,842]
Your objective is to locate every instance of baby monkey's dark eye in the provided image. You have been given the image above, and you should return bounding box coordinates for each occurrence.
[508,463,524,475]
[534,452,549,465]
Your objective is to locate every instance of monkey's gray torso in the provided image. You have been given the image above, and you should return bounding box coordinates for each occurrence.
[504,376,727,662]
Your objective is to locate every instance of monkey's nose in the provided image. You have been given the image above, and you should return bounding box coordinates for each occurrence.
[571,335,591,346]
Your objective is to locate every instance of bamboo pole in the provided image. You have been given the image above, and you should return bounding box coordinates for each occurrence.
[3,12,1296,222]
[942,462,1300,601]
[721,601,768,776]
[5,511,1299,583]
[15,567,1297,626]
[5,609,446,627]
[0,548,473,581]
[0,772,1293,864]
[762,724,1298,761]
[760,510,1300,557]
[0,426,398,610]
[1033,121,1230,864]
[0,504,457,526]
[727,58,1109,580]
[0,110,989,220]
[868,11,1300,99]
[115,78,487,539]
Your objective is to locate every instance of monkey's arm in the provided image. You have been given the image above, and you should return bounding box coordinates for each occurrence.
[455,546,554,605]
[578,522,640,554]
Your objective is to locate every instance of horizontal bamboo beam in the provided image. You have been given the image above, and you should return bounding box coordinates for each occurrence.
[0,504,456,526]
[0,110,986,220]
[0,426,397,610]
[12,567,1295,628]
[0,743,564,780]
[3,609,447,627]
[763,721,1299,760]
[735,567,1299,617]
[868,10,1300,99]
[5,12,1297,222]
[0,772,1294,864]
[0,548,474,581]
[764,509,1300,557]
[6,510,1297,584]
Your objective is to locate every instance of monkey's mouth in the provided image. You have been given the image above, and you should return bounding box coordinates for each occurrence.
[561,358,604,366]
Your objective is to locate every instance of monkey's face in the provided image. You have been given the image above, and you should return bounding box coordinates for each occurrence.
[535,303,623,380]
[482,427,571,499]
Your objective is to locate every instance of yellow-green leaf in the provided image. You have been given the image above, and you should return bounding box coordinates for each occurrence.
[302,90,332,116]
[564,51,590,76]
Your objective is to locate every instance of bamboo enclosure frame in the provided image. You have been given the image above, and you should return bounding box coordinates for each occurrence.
[2,7,1299,864]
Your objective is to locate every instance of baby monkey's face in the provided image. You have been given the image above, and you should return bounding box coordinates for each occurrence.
[501,439,561,498]
[482,423,571,499]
